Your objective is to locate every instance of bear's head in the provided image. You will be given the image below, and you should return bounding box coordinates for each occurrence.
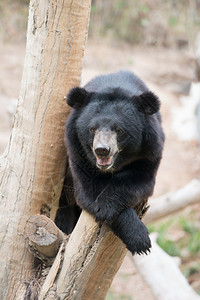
[66,87,161,172]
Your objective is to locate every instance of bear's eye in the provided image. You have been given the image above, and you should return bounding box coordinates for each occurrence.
[90,127,96,133]
[116,127,123,134]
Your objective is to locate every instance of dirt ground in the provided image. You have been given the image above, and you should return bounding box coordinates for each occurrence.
[0,40,200,299]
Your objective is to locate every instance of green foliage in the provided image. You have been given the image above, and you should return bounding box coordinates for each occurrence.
[91,4,96,13]
[188,231,200,254]
[139,4,149,14]
[148,213,200,257]
[0,0,28,41]
[90,0,200,46]
[168,16,178,27]
[157,236,181,256]
[114,1,127,11]
[179,216,196,234]
[90,0,152,44]
[178,216,200,255]
[178,214,200,255]
[148,219,181,256]
[106,289,132,300]
[183,263,200,278]
[148,211,200,294]
[121,273,132,280]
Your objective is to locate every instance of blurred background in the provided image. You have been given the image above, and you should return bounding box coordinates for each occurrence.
[0,0,200,299]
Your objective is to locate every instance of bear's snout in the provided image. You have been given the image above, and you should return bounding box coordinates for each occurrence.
[92,129,119,171]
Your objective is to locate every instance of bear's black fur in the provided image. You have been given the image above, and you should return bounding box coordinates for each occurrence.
[55,70,165,255]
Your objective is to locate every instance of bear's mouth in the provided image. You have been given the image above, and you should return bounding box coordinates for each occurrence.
[96,156,113,168]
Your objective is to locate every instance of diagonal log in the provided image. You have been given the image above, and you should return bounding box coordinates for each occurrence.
[144,179,200,224]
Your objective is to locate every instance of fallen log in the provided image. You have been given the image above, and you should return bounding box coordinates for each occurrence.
[133,234,200,300]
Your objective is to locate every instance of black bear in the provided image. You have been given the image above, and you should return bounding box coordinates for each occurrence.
[55,70,165,255]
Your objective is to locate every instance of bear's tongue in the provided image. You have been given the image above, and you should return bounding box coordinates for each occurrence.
[97,156,112,166]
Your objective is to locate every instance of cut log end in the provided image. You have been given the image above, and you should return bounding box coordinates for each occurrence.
[25,214,67,264]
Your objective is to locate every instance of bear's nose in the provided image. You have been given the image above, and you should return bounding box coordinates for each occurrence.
[95,146,110,157]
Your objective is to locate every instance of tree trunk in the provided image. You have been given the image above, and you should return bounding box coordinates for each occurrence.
[0,0,91,298]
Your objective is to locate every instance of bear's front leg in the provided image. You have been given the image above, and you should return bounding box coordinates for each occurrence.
[110,207,151,255]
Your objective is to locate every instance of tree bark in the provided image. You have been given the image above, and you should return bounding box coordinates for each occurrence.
[0,0,91,298]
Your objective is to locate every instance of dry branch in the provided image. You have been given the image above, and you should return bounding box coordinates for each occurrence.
[144,179,200,224]
[39,242,65,300]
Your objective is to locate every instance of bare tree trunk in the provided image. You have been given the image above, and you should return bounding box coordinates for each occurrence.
[0,0,91,298]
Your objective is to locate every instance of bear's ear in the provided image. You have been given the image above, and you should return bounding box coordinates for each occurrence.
[66,87,91,109]
[134,91,160,115]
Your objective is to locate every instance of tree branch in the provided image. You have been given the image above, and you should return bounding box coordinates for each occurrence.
[144,179,200,224]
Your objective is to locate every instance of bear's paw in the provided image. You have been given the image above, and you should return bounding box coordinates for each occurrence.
[110,207,151,255]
